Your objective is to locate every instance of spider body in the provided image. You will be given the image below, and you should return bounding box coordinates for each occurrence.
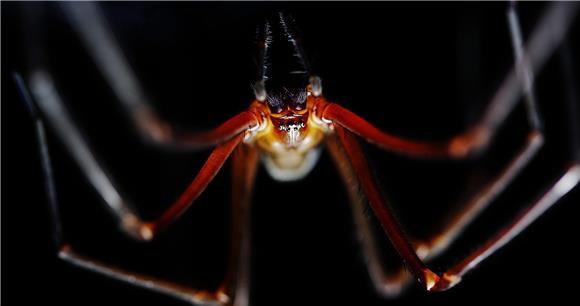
[249,13,329,181]
[16,3,580,306]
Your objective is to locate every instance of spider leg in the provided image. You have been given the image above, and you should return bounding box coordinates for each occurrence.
[60,2,258,150]
[221,144,259,306]
[414,1,544,261]
[318,2,578,159]
[333,125,438,290]
[326,134,411,297]
[58,247,229,305]
[19,71,258,305]
[24,70,242,241]
[334,124,580,292]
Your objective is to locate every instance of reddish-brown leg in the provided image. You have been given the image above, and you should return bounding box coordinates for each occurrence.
[334,125,580,291]
[132,105,259,150]
[319,102,451,157]
[317,3,577,159]
[27,71,245,241]
[318,96,523,159]
[141,133,245,237]
[61,2,258,150]
[332,126,439,289]
[326,133,411,297]
[220,144,259,306]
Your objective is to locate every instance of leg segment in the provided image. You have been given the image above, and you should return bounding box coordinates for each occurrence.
[61,2,258,150]
[333,126,439,289]
[415,129,542,261]
[326,133,411,297]
[220,144,259,306]
[317,3,578,159]
[334,125,580,291]
[58,246,229,305]
[26,70,242,241]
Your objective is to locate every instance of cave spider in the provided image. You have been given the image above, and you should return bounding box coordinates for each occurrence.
[17,2,580,306]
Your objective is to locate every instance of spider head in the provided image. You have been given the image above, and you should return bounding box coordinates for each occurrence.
[263,85,309,147]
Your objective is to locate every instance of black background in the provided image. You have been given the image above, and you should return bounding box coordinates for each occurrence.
[2,2,580,306]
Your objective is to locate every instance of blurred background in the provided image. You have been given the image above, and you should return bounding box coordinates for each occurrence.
[2,2,580,306]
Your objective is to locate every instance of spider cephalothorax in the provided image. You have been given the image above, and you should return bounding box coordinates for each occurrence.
[250,89,327,181]
[245,13,330,180]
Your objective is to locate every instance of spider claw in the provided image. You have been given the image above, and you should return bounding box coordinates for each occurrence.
[428,272,461,292]
[422,270,441,291]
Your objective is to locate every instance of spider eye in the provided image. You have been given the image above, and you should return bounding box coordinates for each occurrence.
[269,104,284,114]
[267,95,285,114]
[290,89,307,111]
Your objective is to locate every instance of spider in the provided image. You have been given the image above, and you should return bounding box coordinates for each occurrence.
[14,2,580,306]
